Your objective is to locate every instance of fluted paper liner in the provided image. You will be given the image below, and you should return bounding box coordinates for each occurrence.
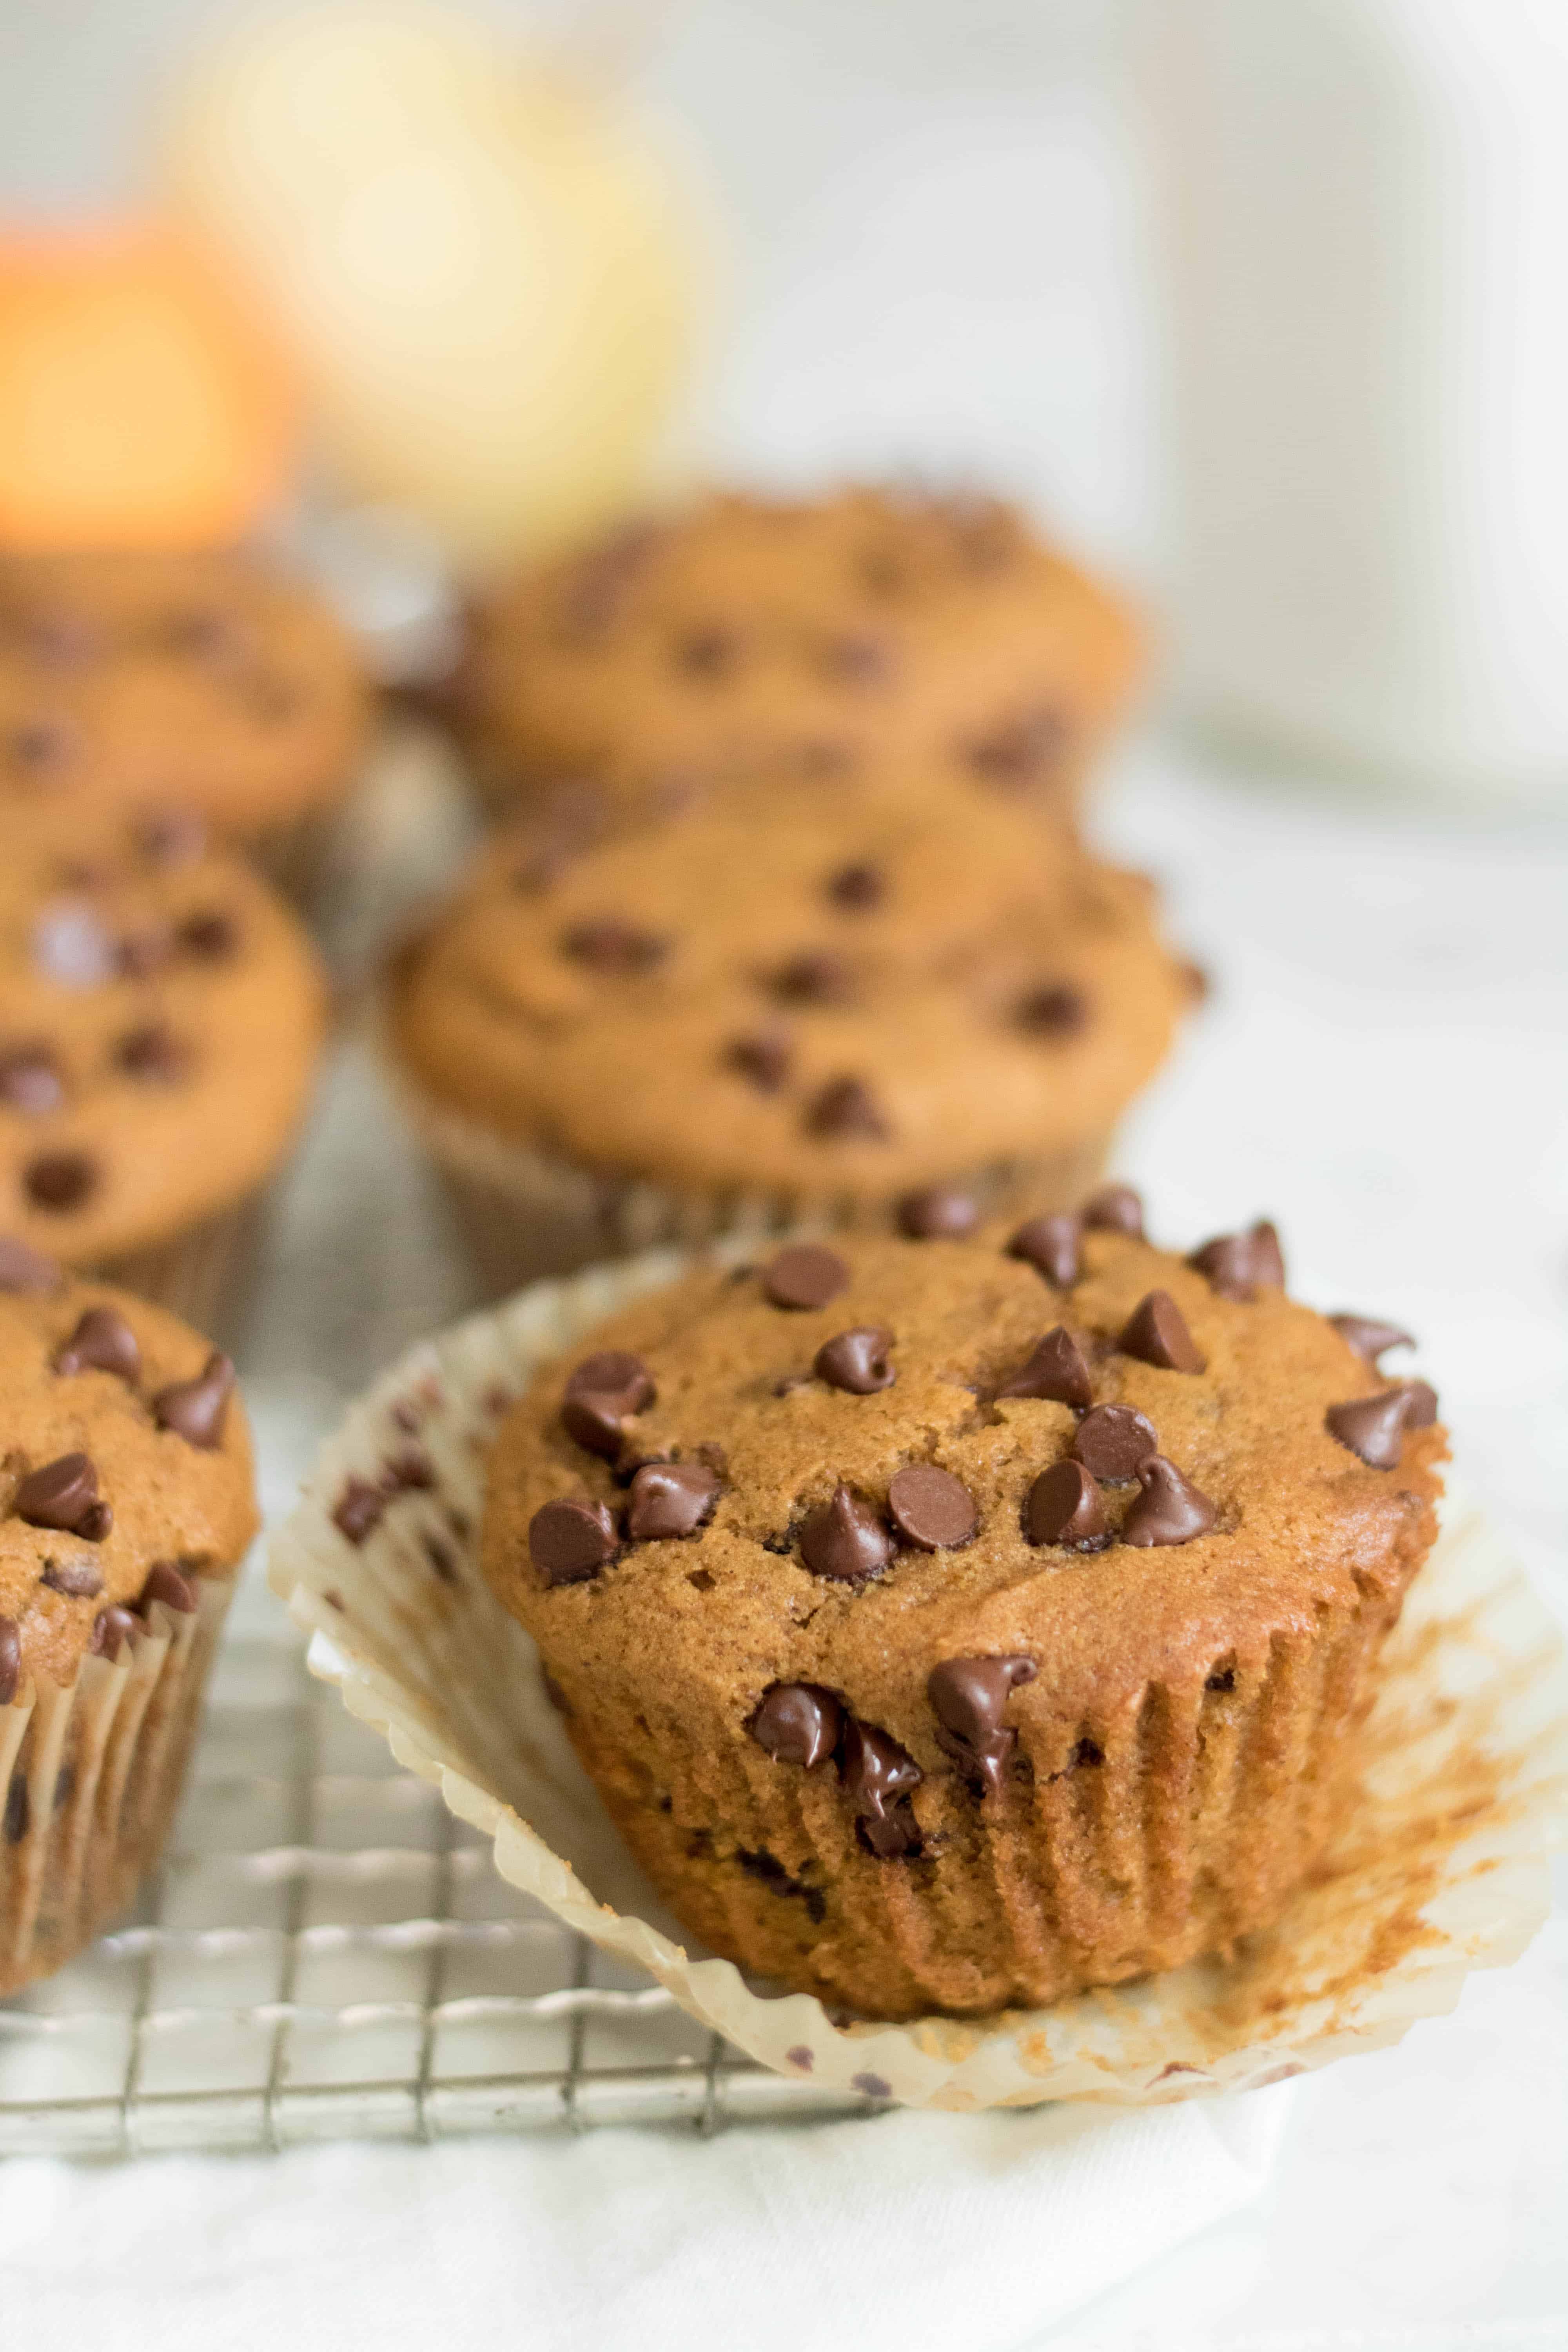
[270,1250,1568,2109]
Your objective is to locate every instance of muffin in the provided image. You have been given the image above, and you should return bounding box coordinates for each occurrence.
[450,487,1142,817]
[0,548,372,894]
[0,1245,256,1991]
[384,790,1190,1293]
[481,1196,1447,2019]
[2,807,328,1331]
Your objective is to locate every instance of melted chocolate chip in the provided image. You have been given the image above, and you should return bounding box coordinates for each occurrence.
[840,1719,923,1856]
[750,1682,844,1769]
[561,1350,655,1459]
[113,1022,191,1083]
[40,1557,105,1597]
[1329,1313,1415,1365]
[825,861,884,911]
[1014,984,1088,1038]
[0,1615,19,1705]
[54,1306,140,1381]
[887,1465,976,1550]
[764,950,855,1007]
[90,1605,137,1663]
[152,1352,234,1448]
[0,1235,61,1292]
[798,1485,895,1581]
[626,1459,719,1541]
[1122,1455,1217,1546]
[528,1496,620,1585]
[0,1044,64,1114]
[1007,1212,1082,1288]
[1073,1403,1158,1482]
[996,1327,1093,1410]
[762,1243,848,1311]
[963,707,1066,789]
[140,1561,196,1615]
[814,1326,895,1394]
[897,1186,978,1240]
[1326,1389,1414,1469]
[1189,1221,1286,1301]
[1024,1458,1108,1548]
[333,1477,387,1545]
[927,1655,1036,1795]
[24,1151,97,1212]
[803,1075,889,1141]
[1118,1290,1205,1373]
[178,910,239,962]
[560,918,667,975]
[1081,1183,1144,1239]
[722,1031,791,1092]
[15,1453,106,1537]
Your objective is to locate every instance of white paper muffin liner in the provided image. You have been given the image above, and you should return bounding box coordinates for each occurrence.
[269,1248,1568,2110]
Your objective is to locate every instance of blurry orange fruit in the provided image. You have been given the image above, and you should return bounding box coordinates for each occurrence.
[0,223,297,552]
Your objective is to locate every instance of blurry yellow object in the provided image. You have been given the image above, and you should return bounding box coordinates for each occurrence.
[160,2,704,573]
[0,224,297,553]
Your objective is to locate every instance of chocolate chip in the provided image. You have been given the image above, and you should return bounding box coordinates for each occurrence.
[136,810,208,867]
[178,910,239,962]
[762,1243,848,1310]
[1007,1212,1081,1288]
[528,1496,619,1585]
[626,1459,719,1541]
[1206,1665,1236,1693]
[798,1485,895,1581]
[152,1352,234,1448]
[750,1682,844,1769]
[1118,1290,1205,1373]
[32,901,114,987]
[54,1306,140,1382]
[0,1044,64,1113]
[963,707,1066,789]
[40,1557,105,1597]
[814,1326,895,1394]
[786,2045,814,2071]
[1326,1388,1418,1468]
[839,1719,923,1856]
[90,1605,137,1662]
[1024,1458,1108,1548]
[996,1326,1094,1410]
[383,1447,434,1491]
[16,1452,106,1536]
[1014,984,1088,1038]
[1189,1221,1286,1301]
[887,1465,976,1550]
[1081,1183,1144,1239]
[764,951,854,1006]
[140,1561,196,1615]
[1122,1455,1217,1546]
[722,1031,791,1092]
[927,1655,1036,1793]
[333,1477,386,1545]
[1073,1402,1158,1481]
[819,632,892,685]
[1329,1313,1415,1365]
[0,1615,19,1705]
[24,1152,97,1212]
[851,2071,892,2099]
[897,1186,978,1240]
[560,918,667,974]
[1400,1379,1439,1428]
[803,1075,889,1141]
[561,1350,655,1459]
[0,1235,61,1292]
[826,861,884,911]
[112,1022,192,1083]
[673,626,737,677]
[5,1777,28,1845]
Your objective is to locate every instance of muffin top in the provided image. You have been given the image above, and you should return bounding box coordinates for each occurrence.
[2,809,328,1263]
[0,549,370,839]
[456,487,1140,806]
[388,791,1188,1197]
[483,1197,1446,1757]
[0,1245,256,1694]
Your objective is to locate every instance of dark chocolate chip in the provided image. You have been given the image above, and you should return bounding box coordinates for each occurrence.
[560,919,667,974]
[1081,1183,1144,1239]
[1073,1403,1158,1482]
[963,707,1066,789]
[333,1478,387,1545]
[40,1557,105,1597]
[90,1605,137,1662]
[762,1243,848,1310]
[996,1327,1093,1410]
[722,1031,791,1092]
[561,1350,655,1459]
[750,1681,844,1769]
[0,1235,61,1291]
[1189,1221,1286,1301]
[32,902,114,986]
[897,1186,978,1240]
[839,1718,923,1856]
[140,1561,196,1615]
[54,1305,140,1382]
[735,1845,826,1918]
[1122,1455,1218,1546]
[814,1326,895,1395]
[0,1043,64,1114]
[826,861,884,911]
[178,910,239,962]
[1007,1213,1081,1288]
[113,1022,191,1083]
[15,1452,105,1535]
[1400,1379,1439,1428]
[152,1352,234,1448]
[24,1151,97,1211]
[1329,1313,1415,1365]
[528,1496,619,1585]
[928,1654,1035,1794]
[1024,1458,1108,1548]
[764,951,854,1007]
[803,1075,889,1141]
[887,1465,976,1550]
[626,1459,719,1541]
[0,1615,19,1705]
[1014,984,1088,1038]
[798,1485,895,1581]
[1118,1290,1205,1373]
[5,1776,28,1845]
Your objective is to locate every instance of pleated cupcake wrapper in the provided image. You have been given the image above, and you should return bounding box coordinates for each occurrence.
[388,1057,1111,1297]
[269,1248,1568,2109]
[0,1575,234,1995]
[79,1188,270,1350]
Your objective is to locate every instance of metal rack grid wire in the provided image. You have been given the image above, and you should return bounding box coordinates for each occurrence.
[0,1625,881,2156]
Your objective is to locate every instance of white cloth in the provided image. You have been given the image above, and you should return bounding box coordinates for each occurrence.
[0,2086,1294,2352]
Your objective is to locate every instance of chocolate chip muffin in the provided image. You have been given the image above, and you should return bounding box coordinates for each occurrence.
[0,548,371,893]
[2,808,328,1330]
[0,1242,256,1990]
[450,486,1141,816]
[384,789,1189,1292]
[481,1194,1446,2019]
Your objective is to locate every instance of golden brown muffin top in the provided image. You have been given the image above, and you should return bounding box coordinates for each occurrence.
[388,790,1188,1196]
[0,1246,256,1693]
[0,548,370,840]
[456,486,1141,806]
[483,1197,1446,1760]
[1,808,328,1263]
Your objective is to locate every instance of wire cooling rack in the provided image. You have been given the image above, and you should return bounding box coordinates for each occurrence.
[0,1621,879,2156]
